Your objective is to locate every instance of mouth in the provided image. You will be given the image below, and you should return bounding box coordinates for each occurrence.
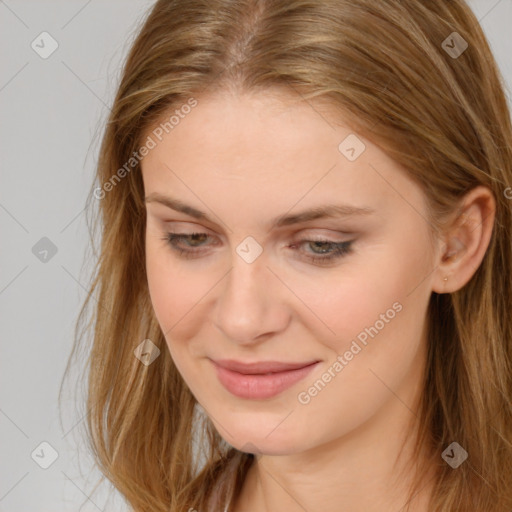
[210,359,321,399]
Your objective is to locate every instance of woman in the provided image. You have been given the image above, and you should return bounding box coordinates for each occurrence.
[62,0,512,510]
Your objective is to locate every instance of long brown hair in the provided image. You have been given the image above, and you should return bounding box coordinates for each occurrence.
[61,1,512,510]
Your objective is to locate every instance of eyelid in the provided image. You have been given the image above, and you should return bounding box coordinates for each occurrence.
[159,220,356,240]
[292,228,355,239]
[158,220,217,235]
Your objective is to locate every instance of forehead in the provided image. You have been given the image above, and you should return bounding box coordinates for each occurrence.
[143,91,351,180]
[140,90,422,226]
[166,91,338,153]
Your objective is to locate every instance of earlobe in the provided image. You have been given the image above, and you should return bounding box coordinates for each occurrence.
[434,235,467,293]
[432,186,496,294]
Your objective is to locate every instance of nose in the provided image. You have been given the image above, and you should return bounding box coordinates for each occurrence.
[213,252,291,346]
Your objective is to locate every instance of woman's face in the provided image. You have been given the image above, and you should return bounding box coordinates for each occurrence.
[141,89,439,455]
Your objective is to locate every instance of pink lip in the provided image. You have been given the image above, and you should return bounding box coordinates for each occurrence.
[211,359,320,399]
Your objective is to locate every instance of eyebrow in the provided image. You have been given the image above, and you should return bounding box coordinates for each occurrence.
[144,192,375,229]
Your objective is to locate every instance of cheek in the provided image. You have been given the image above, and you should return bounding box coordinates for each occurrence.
[145,242,218,359]
[145,240,183,330]
[291,234,433,361]
[286,242,432,440]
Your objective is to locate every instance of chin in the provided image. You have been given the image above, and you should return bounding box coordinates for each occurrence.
[231,438,302,456]
[215,416,310,456]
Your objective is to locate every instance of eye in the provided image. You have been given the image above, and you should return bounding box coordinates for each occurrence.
[160,232,354,265]
[161,232,213,257]
[289,238,353,264]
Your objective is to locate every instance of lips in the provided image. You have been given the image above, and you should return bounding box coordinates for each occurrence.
[211,358,320,399]
[213,359,319,374]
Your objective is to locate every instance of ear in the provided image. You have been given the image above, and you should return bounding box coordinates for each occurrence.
[432,186,496,294]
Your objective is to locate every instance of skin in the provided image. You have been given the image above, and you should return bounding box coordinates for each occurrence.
[141,89,495,512]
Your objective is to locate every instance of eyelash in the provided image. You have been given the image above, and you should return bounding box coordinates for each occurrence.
[160,231,353,265]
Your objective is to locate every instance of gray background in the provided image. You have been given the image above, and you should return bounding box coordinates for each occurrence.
[0,1,511,510]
